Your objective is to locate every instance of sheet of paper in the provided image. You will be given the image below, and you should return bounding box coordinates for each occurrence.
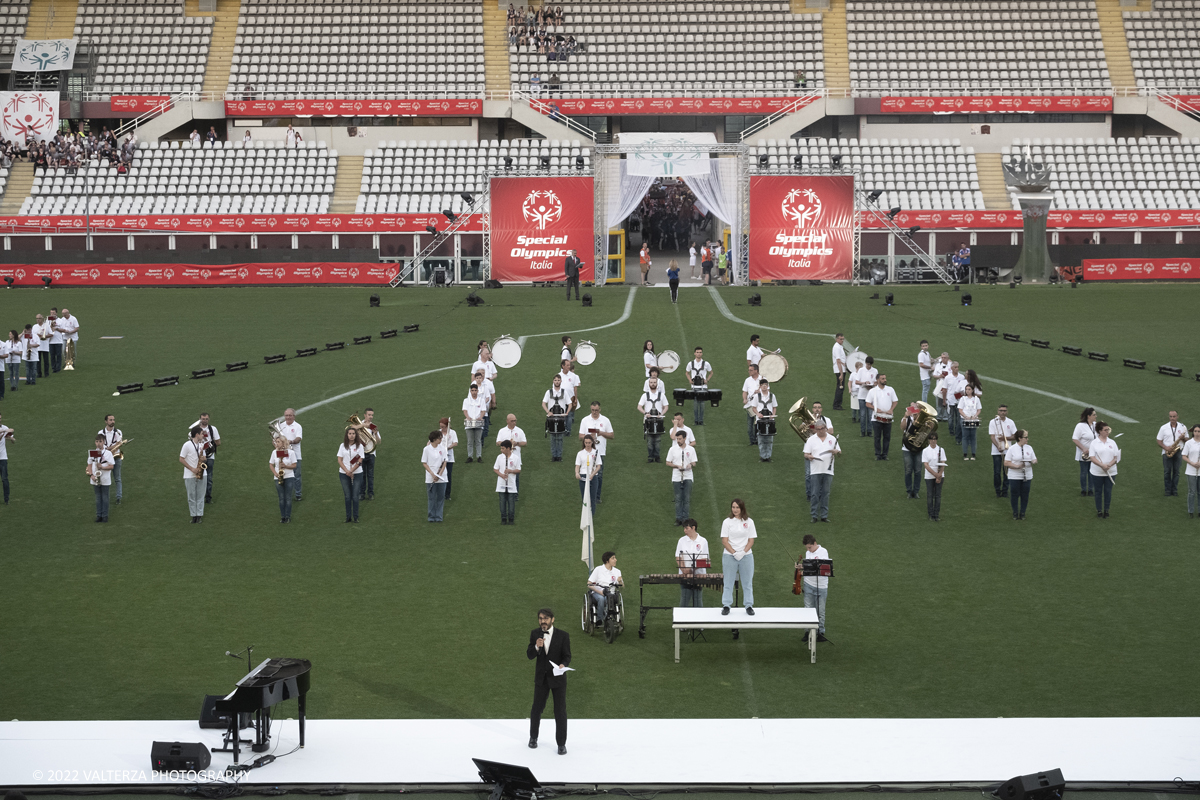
[551,662,575,677]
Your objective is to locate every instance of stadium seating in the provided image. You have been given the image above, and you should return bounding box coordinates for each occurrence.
[355,139,589,214]
[1006,137,1200,209]
[74,0,212,97]
[19,140,337,216]
[227,1,484,97]
[749,138,986,210]
[1125,1,1200,88]
[848,1,1111,94]
[509,2,824,93]
[0,0,29,42]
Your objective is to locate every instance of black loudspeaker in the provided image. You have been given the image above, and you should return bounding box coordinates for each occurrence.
[369,294,381,307]
[151,741,212,771]
[199,694,252,729]
[993,769,1066,800]
[485,279,503,289]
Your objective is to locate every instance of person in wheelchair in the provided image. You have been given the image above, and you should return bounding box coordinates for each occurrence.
[587,550,624,622]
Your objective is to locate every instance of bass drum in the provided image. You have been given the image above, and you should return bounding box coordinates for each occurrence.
[576,340,598,366]
[491,335,523,368]
[848,349,869,370]
[759,352,788,383]
[655,349,680,374]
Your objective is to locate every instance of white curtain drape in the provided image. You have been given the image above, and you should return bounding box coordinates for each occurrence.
[683,157,742,282]
[604,158,656,229]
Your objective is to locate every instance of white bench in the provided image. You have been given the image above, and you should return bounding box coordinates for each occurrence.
[672,607,819,663]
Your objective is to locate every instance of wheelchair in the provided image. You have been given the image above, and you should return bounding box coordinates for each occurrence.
[581,584,625,643]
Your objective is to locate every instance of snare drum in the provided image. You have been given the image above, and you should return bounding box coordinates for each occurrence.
[758,352,788,383]
[464,417,485,430]
[673,388,693,406]
[644,416,666,436]
[546,415,567,434]
[961,419,980,429]
[575,341,598,366]
[655,349,680,374]
[755,417,777,436]
[491,335,523,368]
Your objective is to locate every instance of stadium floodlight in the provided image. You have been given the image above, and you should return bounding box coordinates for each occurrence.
[460,193,473,205]
[426,225,438,236]
[443,210,457,223]
[887,207,902,219]
[906,226,921,237]
[758,155,769,167]
[868,189,883,202]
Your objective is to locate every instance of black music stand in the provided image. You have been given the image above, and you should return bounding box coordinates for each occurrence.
[798,558,834,644]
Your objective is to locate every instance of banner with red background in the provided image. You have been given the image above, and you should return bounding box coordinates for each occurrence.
[880,95,1113,113]
[1082,258,1200,281]
[224,98,482,117]
[489,176,594,282]
[749,175,855,281]
[0,214,484,234]
[110,96,171,114]
[862,208,1200,230]
[537,95,819,116]
[0,262,396,287]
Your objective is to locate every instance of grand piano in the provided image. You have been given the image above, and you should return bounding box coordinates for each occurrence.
[213,657,311,764]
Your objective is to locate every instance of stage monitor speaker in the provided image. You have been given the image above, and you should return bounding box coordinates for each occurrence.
[199,694,252,729]
[151,741,211,771]
[485,279,503,289]
[993,769,1065,800]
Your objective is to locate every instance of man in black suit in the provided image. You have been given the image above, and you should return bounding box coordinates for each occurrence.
[527,607,571,754]
[564,250,582,301]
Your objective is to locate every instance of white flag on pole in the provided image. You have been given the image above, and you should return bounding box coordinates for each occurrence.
[580,477,594,566]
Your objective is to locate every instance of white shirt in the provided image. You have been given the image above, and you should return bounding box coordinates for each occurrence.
[59,314,79,341]
[269,447,296,479]
[587,564,622,588]
[668,424,696,447]
[866,385,898,419]
[957,395,982,423]
[475,377,496,406]
[943,372,966,406]
[932,360,950,390]
[752,390,777,417]
[472,359,498,383]
[462,394,488,421]
[0,425,10,460]
[666,442,697,481]
[338,442,365,474]
[99,426,123,452]
[422,443,447,483]
[0,341,13,364]
[853,366,877,400]
[559,370,581,400]
[440,427,458,462]
[89,448,115,486]
[1157,421,1187,452]
[989,416,1017,455]
[831,341,846,373]
[561,345,572,363]
[685,359,711,388]
[180,439,204,480]
[643,350,656,377]
[803,433,840,475]
[813,414,834,434]
[640,385,668,416]
[494,449,521,492]
[741,376,760,407]
[922,445,947,476]
[196,423,220,460]
[1072,421,1096,461]
[580,413,613,456]
[746,344,763,366]
[575,448,602,476]
[688,245,697,265]
[543,386,570,413]
[47,319,63,345]
[1088,438,1121,477]
[280,421,303,460]
[918,349,933,380]
[675,534,709,574]
[802,545,830,589]
[1183,439,1200,476]
[21,331,37,360]
[496,425,527,447]
[720,517,757,555]
[1005,443,1036,481]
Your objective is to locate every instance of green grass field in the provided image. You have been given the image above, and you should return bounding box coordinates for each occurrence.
[2,282,1199,724]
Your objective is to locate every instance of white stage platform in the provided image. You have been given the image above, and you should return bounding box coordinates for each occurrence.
[2,718,1197,786]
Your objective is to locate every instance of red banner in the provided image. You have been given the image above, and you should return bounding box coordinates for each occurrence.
[223,98,482,117]
[0,262,396,286]
[538,95,819,116]
[0,214,484,234]
[1081,258,1200,281]
[880,95,1113,113]
[489,177,594,282]
[109,96,171,114]
[863,208,1200,230]
[749,175,855,281]
[1162,95,1200,113]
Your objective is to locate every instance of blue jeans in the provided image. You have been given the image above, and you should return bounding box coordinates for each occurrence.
[24,360,36,384]
[647,433,662,461]
[0,459,8,503]
[902,448,921,497]
[920,378,930,403]
[995,454,1009,495]
[50,343,63,372]
[550,433,564,460]
[809,472,832,520]
[591,590,608,622]
[94,484,110,520]
[566,410,576,440]
[757,434,774,460]
[275,476,294,519]
[804,458,812,500]
[360,453,376,498]
[746,410,758,445]
[579,475,599,510]
[293,459,303,498]
[1093,475,1114,513]
[949,405,961,443]
[7,363,18,389]
[1188,474,1200,514]
[340,472,363,520]
[960,425,977,457]
[427,480,446,521]
[444,461,454,499]
[926,477,943,519]
[680,582,704,607]
[205,457,214,500]
[498,490,517,522]
[1079,458,1092,493]
[673,479,692,522]
[694,397,705,424]
[721,551,754,608]
[1009,478,1031,517]
[859,400,869,435]
[112,459,123,501]
[1164,453,1182,495]
[803,583,827,633]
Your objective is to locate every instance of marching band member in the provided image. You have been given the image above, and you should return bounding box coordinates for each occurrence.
[803,402,833,503]
[471,346,498,385]
[99,414,124,505]
[917,339,933,403]
[956,384,982,460]
[1072,407,1098,496]
[559,359,581,435]
[801,534,830,643]
[831,333,847,411]
[942,362,966,445]
[1088,422,1120,518]
[180,427,206,523]
[0,412,12,504]
[359,408,380,501]
[269,434,297,523]
[473,368,497,444]
[542,374,570,462]
[752,378,778,462]
[684,347,713,425]
[803,420,840,522]
[579,401,613,504]
[87,433,115,523]
[642,340,656,377]
[931,352,951,421]
[46,309,63,374]
[922,433,946,522]
[33,314,51,379]
[669,412,696,448]
[1156,410,1187,497]
[494,438,521,525]
[0,336,7,400]
[638,371,668,463]
[192,412,220,505]
[58,308,79,368]
[575,434,601,511]
[462,383,488,462]
[3,330,19,393]
[989,404,1017,497]
[746,334,765,368]
[865,373,898,460]
[720,498,756,615]
[338,427,365,523]
[741,363,761,446]
[853,356,877,433]
[666,429,698,525]
[1003,429,1037,520]
[280,408,304,501]
[675,519,709,607]
[21,324,38,385]
[899,404,922,499]
[438,417,458,499]
[1182,425,1200,518]
[422,430,448,522]
[561,336,575,364]
[496,413,527,491]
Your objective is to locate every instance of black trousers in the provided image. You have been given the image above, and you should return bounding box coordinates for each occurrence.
[37,351,50,378]
[566,274,580,299]
[530,680,567,746]
[833,372,845,409]
[873,420,892,458]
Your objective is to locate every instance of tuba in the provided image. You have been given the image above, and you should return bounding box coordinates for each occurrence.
[788,397,819,442]
[268,417,289,446]
[346,414,379,454]
[902,401,939,452]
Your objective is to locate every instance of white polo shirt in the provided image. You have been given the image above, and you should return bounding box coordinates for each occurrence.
[0,425,11,460]
[746,344,763,366]
[1183,439,1200,476]
[471,359,497,383]
[640,386,668,416]
[922,444,947,476]
[1088,438,1121,477]
[831,341,846,373]
[669,424,696,447]
[943,372,966,406]
[280,421,303,460]
[90,449,115,486]
[559,370,581,400]
[587,564,622,588]
[918,349,933,380]
[675,534,709,573]
[803,433,840,475]
[1158,422,1187,453]
[580,413,613,456]
[476,377,496,407]
[866,385,899,419]
[802,545,830,589]
[269,448,296,479]
[742,376,760,407]
[544,386,570,413]
[957,395,982,423]
[751,390,777,418]
[1005,443,1036,481]
[720,517,757,555]
[180,439,204,480]
[338,442,365,474]
[575,448,602,476]
[854,366,877,400]
[1072,421,1096,461]
[685,359,711,388]
[422,443,447,483]
[47,319,63,345]
[462,394,488,422]
[496,425,527,447]
[494,449,520,492]
[666,442,697,482]
[197,423,220,460]
[440,427,458,463]
[59,314,79,341]
[989,417,1017,455]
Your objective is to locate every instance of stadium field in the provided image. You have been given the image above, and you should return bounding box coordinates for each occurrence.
[2,282,1198,725]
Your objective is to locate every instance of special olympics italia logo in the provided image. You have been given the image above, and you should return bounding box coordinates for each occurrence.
[522,190,563,230]
[781,188,822,228]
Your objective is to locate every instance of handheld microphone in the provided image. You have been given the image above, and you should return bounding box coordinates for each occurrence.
[225,650,241,659]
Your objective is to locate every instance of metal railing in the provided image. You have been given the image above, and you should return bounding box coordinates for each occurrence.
[512,89,598,142]
[389,192,491,287]
[113,92,193,140]
[860,193,954,286]
[739,90,825,141]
